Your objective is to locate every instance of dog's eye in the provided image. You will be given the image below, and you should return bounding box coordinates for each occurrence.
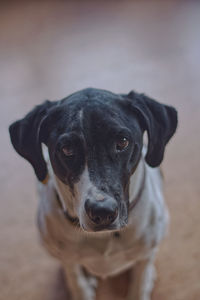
[116,137,129,152]
[62,146,74,157]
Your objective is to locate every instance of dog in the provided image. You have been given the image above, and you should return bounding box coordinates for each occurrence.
[9,88,177,300]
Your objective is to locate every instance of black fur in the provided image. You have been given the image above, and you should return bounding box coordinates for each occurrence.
[121,91,178,167]
[9,88,178,203]
[9,100,55,181]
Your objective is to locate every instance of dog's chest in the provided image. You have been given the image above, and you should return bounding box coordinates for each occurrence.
[78,233,147,277]
[39,209,147,277]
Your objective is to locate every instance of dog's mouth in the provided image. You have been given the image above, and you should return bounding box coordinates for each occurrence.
[80,214,127,233]
[81,223,119,233]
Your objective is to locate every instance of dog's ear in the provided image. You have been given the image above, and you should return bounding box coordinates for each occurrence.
[126,91,178,167]
[9,100,56,181]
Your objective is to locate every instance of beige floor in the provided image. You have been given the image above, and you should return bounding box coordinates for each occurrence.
[0,1,200,299]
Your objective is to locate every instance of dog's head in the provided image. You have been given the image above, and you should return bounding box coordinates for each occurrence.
[9,88,177,232]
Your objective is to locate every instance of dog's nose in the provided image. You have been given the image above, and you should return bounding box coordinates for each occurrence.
[85,198,118,226]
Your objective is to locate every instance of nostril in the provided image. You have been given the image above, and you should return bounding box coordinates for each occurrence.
[107,207,118,223]
[85,198,93,220]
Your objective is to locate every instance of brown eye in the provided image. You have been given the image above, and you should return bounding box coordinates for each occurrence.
[116,137,129,152]
[62,146,74,157]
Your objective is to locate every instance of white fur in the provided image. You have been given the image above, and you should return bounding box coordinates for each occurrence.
[37,145,169,300]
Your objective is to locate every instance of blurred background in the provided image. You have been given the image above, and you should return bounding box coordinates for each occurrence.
[0,0,200,299]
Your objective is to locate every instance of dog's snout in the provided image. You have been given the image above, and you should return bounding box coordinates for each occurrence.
[85,198,118,226]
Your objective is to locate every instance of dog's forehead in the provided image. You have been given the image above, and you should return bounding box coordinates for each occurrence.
[59,88,124,131]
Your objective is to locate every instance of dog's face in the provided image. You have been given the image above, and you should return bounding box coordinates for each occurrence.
[45,90,144,231]
[9,88,177,232]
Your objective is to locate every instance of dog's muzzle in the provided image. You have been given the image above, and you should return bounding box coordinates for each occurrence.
[84,197,118,227]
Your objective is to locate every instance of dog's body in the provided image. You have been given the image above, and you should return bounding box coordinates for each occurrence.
[9,88,177,300]
[38,148,167,299]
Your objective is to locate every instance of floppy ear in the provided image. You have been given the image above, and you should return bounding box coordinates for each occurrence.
[9,100,56,181]
[127,91,178,167]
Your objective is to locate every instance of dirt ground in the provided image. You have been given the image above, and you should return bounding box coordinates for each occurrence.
[0,1,200,299]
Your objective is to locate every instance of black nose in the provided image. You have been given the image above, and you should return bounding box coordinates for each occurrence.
[85,198,118,226]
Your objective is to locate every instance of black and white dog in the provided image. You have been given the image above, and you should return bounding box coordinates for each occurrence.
[9,88,177,300]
